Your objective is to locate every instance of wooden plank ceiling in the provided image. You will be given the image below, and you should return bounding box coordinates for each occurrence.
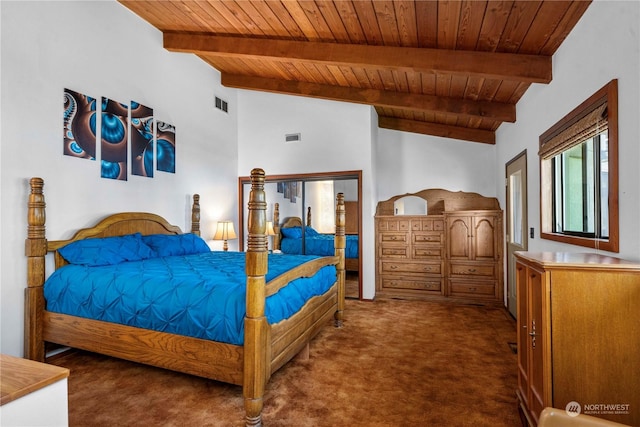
[118,0,591,144]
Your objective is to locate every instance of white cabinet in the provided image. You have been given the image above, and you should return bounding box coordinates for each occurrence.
[0,354,69,426]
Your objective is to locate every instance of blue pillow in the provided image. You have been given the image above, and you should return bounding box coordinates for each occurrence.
[58,233,155,266]
[305,226,319,236]
[281,227,302,239]
[141,233,210,257]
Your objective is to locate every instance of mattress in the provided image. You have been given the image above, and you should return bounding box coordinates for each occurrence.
[44,251,336,345]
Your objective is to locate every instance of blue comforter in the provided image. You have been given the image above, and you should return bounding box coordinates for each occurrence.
[281,234,358,258]
[44,251,336,345]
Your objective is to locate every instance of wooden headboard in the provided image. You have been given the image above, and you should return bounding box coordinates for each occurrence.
[274,202,358,235]
[26,178,201,270]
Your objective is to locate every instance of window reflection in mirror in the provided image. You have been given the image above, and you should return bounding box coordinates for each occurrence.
[305,180,336,233]
[394,195,428,215]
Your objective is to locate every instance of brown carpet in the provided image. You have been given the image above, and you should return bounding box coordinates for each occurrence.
[49,298,519,427]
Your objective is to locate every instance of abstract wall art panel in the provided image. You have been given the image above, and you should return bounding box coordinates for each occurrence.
[130,101,154,178]
[63,88,97,160]
[156,121,175,174]
[100,97,129,181]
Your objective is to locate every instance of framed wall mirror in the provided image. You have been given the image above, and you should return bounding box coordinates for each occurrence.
[394,195,428,215]
[239,170,363,300]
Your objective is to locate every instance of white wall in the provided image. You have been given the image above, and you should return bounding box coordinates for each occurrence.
[237,91,377,298]
[375,129,498,201]
[0,1,239,357]
[495,0,640,261]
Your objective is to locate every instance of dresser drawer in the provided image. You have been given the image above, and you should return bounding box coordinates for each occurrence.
[378,219,410,231]
[412,246,443,259]
[379,232,407,244]
[382,276,442,292]
[448,279,496,298]
[411,218,444,231]
[380,246,409,258]
[381,261,442,275]
[449,262,495,278]
[412,232,442,244]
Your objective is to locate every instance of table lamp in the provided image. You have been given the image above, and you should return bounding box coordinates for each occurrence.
[213,220,237,251]
[266,221,276,252]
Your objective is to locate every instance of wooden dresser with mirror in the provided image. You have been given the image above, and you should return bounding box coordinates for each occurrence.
[375,189,504,305]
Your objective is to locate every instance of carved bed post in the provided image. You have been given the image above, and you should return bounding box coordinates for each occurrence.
[191,194,200,236]
[244,168,269,427]
[24,178,47,361]
[306,206,312,227]
[334,193,346,327]
[273,203,280,251]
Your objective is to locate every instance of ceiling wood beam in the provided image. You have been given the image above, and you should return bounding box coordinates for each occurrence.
[378,116,496,145]
[222,73,515,122]
[164,32,551,84]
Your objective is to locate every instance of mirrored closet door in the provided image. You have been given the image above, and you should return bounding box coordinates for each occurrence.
[239,171,362,300]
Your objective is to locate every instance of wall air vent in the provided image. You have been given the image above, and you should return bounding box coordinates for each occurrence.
[215,96,228,113]
[285,133,301,143]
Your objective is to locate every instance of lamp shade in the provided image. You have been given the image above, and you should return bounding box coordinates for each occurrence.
[265,221,276,236]
[213,221,237,241]
[213,221,237,252]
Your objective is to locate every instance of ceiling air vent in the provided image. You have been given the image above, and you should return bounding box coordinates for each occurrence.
[215,96,228,113]
[285,133,301,143]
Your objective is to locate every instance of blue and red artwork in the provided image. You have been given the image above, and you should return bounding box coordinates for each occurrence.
[156,121,175,174]
[101,97,129,181]
[63,89,96,160]
[130,102,154,178]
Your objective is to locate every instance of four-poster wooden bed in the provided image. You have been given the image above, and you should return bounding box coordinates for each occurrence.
[24,168,346,427]
[272,203,359,272]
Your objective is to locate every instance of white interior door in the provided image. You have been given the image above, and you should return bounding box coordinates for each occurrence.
[506,151,528,318]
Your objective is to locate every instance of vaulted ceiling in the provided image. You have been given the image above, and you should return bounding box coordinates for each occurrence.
[118,0,591,144]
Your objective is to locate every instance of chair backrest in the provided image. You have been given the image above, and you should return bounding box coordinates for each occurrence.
[538,407,630,427]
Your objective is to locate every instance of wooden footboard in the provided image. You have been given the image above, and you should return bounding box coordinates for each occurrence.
[25,169,345,427]
[43,311,244,384]
[242,170,345,426]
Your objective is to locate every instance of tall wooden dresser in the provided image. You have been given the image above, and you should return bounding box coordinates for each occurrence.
[376,215,445,297]
[375,189,503,305]
[515,252,640,427]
